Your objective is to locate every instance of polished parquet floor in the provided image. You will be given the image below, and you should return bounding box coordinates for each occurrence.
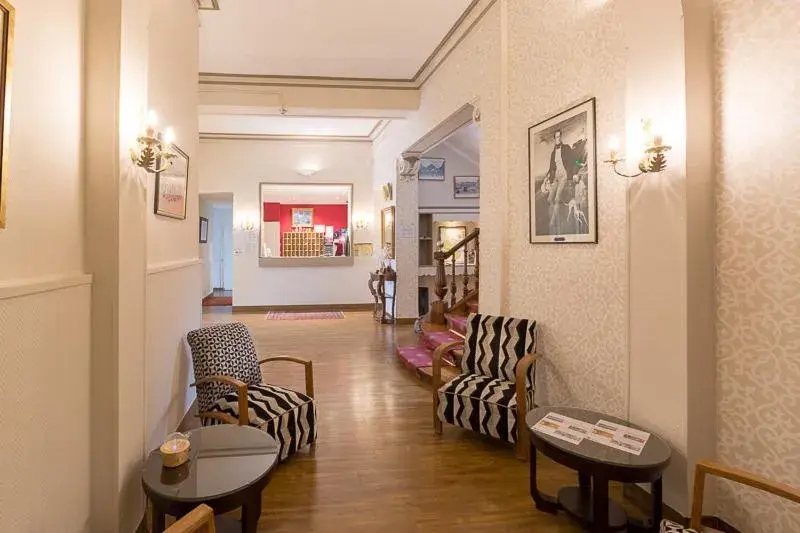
[200,310,638,533]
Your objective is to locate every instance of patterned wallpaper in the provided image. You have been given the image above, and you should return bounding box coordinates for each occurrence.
[505,0,628,416]
[714,0,800,531]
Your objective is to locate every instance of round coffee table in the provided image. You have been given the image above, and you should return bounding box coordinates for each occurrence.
[142,425,279,533]
[527,407,671,533]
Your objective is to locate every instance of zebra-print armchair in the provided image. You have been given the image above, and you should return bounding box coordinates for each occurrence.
[186,322,317,461]
[432,313,537,460]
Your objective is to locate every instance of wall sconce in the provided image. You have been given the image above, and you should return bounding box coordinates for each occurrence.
[353,213,371,232]
[130,110,176,174]
[605,119,672,178]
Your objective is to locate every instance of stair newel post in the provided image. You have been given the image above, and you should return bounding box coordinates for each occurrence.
[432,242,448,325]
[474,235,479,296]
[463,241,470,297]
[450,257,457,308]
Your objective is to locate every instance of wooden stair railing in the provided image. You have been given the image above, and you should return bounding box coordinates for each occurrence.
[431,228,479,325]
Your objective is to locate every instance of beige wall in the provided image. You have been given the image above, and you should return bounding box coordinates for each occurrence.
[714,0,800,530]
[0,0,91,530]
[144,0,201,459]
[199,138,378,306]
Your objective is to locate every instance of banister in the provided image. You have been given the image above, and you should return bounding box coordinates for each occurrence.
[434,228,479,260]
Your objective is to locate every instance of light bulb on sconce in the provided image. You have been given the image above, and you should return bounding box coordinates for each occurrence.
[131,109,177,174]
[604,119,672,178]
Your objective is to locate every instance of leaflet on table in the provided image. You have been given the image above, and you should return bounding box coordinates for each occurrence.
[587,419,651,456]
[532,412,595,445]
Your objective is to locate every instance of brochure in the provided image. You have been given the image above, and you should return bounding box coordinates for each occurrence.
[532,412,651,455]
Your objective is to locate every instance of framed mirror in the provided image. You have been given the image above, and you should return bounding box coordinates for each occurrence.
[0,0,14,229]
[381,206,395,259]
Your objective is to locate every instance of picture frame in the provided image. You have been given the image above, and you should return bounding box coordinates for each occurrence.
[418,157,445,181]
[154,144,189,220]
[0,0,14,229]
[454,176,480,199]
[438,225,467,265]
[528,98,597,244]
[199,217,208,243]
[291,207,314,227]
[381,206,395,259]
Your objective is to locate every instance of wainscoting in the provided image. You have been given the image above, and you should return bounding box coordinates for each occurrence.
[0,273,92,531]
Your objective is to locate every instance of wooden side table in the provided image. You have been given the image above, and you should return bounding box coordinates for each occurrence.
[527,407,672,533]
[369,267,396,324]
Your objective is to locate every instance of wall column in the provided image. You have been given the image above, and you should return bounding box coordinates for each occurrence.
[394,153,421,319]
[84,0,150,530]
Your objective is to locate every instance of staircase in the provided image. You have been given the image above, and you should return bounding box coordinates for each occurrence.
[396,229,479,384]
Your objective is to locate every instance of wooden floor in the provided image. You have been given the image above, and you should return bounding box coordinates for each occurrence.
[199,310,642,533]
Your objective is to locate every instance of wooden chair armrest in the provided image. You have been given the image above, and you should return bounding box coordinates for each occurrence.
[165,503,216,533]
[431,340,465,393]
[515,352,537,460]
[258,356,315,399]
[690,460,800,529]
[197,411,240,426]
[191,376,249,426]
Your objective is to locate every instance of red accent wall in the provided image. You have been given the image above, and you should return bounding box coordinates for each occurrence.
[263,203,349,254]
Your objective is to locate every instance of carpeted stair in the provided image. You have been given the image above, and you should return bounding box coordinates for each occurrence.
[396,304,475,385]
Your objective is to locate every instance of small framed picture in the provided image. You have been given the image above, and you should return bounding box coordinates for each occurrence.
[291,207,314,227]
[419,158,445,181]
[528,98,597,244]
[0,0,15,229]
[199,217,208,243]
[454,176,480,199]
[154,144,189,220]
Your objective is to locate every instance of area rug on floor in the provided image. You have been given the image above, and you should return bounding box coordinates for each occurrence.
[265,311,345,320]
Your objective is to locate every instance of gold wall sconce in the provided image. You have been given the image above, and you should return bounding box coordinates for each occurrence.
[131,110,176,174]
[605,119,672,178]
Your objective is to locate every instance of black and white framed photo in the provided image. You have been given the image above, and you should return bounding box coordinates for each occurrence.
[418,157,445,181]
[453,175,480,199]
[528,98,597,244]
[199,216,208,243]
[154,144,189,219]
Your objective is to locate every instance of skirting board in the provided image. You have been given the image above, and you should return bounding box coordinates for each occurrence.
[395,318,417,325]
[233,303,374,313]
[623,485,742,533]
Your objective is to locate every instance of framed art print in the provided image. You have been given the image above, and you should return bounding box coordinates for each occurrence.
[453,175,480,199]
[528,98,597,244]
[418,157,445,181]
[154,144,189,220]
[291,207,314,227]
[199,216,208,243]
[0,0,14,229]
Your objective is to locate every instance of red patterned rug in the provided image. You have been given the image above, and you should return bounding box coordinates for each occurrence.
[265,311,345,321]
[203,295,232,306]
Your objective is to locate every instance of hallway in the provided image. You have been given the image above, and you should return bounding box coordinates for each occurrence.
[199,311,640,532]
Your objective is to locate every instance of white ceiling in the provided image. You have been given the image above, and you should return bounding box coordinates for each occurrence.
[199,0,474,79]
[200,115,381,137]
[261,184,351,204]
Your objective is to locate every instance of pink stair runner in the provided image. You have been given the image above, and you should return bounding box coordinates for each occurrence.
[395,312,473,380]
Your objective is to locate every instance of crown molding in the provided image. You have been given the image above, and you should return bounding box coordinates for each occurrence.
[198,0,497,91]
[200,132,373,143]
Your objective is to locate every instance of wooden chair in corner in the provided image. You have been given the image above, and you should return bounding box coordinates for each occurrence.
[432,313,538,460]
[164,504,216,533]
[186,322,317,462]
[660,460,800,532]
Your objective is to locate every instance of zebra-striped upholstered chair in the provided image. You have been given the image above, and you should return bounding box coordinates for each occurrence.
[186,322,317,461]
[432,313,537,460]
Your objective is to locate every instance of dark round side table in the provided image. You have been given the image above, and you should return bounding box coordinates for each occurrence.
[527,407,671,533]
[142,425,279,533]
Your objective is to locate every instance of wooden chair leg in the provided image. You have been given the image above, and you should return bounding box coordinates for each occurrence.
[433,395,443,435]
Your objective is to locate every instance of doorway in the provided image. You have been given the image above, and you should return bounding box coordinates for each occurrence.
[200,193,234,307]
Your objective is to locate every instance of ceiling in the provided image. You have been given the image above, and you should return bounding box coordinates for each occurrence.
[199,0,474,79]
[200,115,382,138]
[435,121,480,166]
[261,184,351,205]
